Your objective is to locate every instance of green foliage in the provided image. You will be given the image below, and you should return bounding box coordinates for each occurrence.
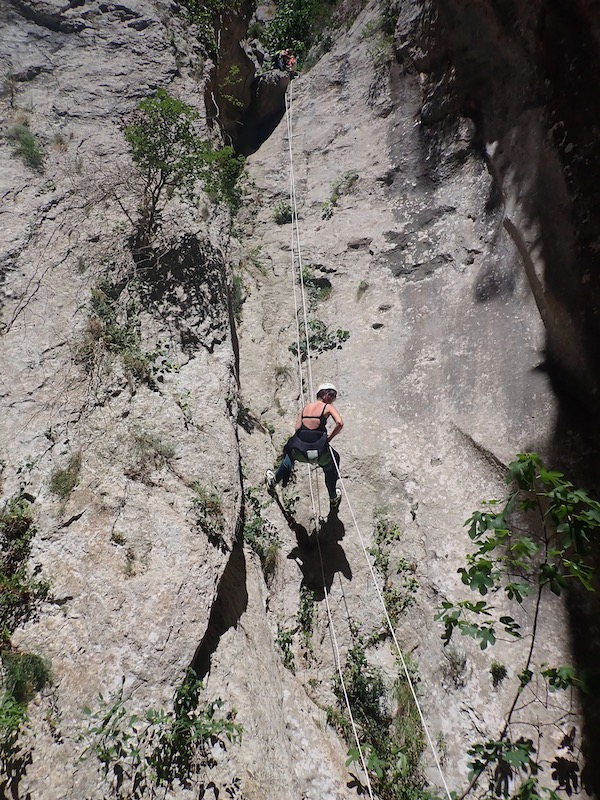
[49,452,81,499]
[273,200,293,224]
[275,627,296,674]
[468,738,540,798]
[437,453,600,650]
[368,518,417,636]
[124,89,245,244]
[79,278,175,387]
[231,269,245,323]
[264,0,336,64]
[2,652,51,704]
[124,429,176,485]
[442,646,467,689]
[299,266,332,304]
[0,691,28,791]
[321,170,359,219]
[436,453,597,799]
[334,640,425,800]
[0,693,27,750]
[242,488,280,579]
[297,585,315,649]
[243,516,279,578]
[6,124,44,172]
[192,484,226,550]
[288,318,349,361]
[0,495,51,789]
[0,650,50,788]
[0,498,50,642]
[177,0,240,57]
[491,661,507,688]
[367,34,395,68]
[81,669,242,798]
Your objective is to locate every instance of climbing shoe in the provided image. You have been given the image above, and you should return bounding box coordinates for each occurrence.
[265,469,276,492]
[330,488,342,509]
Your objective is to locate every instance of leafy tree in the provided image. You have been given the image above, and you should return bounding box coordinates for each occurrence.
[123,89,245,248]
[177,0,241,57]
[265,0,335,63]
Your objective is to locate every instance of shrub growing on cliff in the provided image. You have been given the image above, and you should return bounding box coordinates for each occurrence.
[329,638,425,800]
[123,89,245,247]
[177,0,241,57]
[5,124,44,172]
[81,670,241,797]
[265,0,336,63]
[0,497,51,795]
[0,497,49,642]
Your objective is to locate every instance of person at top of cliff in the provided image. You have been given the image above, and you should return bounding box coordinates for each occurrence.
[273,48,296,74]
[266,382,344,509]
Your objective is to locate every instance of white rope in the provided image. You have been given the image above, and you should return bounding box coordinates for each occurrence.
[285,84,372,796]
[286,80,314,400]
[330,449,453,800]
[317,538,375,800]
[284,74,452,800]
[285,89,306,409]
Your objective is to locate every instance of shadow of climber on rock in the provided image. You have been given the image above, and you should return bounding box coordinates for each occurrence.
[287,510,352,600]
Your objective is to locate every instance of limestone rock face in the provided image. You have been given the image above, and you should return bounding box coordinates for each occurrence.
[1,0,599,798]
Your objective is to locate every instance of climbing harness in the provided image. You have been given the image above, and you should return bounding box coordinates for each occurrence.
[284,81,452,800]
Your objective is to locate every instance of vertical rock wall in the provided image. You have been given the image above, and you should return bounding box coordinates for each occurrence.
[1,0,599,797]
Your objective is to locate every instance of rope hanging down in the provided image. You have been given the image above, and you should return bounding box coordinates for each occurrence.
[284,82,452,800]
[286,82,373,797]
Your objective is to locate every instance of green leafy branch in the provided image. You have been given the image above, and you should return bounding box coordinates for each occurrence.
[288,318,349,361]
[436,453,598,799]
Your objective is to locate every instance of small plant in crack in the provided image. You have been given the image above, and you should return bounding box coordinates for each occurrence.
[49,453,81,500]
[490,660,507,688]
[125,429,176,484]
[442,646,467,689]
[297,585,315,650]
[275,627,296,674]
[299,265,332,305]
[5,123,45,172]
[288,318,349,361]
[243,488,280,579]
[77,277,166,388]
[356,279,369,301]
[273,200,293,225]
[193,484,227,551]
[0,496,50,641]
[368,516,417,637]
[321,170,358,219]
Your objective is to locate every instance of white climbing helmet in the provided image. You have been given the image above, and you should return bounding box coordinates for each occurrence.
[316,382,337,398]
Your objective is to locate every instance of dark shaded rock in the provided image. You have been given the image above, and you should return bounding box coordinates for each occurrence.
[347,236,373,250]
[8,0,87,32]
[204,1,290,155]
[12,64,48,81]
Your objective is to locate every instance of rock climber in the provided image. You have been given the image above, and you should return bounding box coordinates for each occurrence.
[273,48,296,74]
[266,382,344,509]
